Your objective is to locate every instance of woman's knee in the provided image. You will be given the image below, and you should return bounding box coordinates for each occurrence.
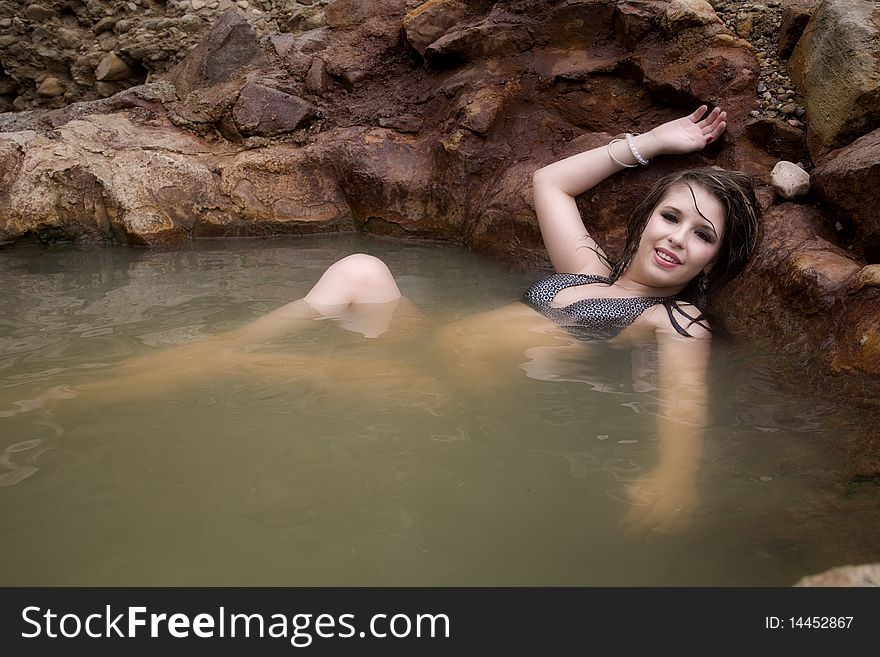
[307,253,400,305]
[334,253,392,280]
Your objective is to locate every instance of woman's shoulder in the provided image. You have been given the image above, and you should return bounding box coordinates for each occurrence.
[644,301,712,339]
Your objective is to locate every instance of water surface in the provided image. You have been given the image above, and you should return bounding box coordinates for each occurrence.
[1,236,877,585]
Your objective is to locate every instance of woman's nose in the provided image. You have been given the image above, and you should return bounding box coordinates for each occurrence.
[667,227,687,247]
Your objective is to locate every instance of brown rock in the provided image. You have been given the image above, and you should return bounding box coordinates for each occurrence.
[635,41,758,128]
[324,0,408,29]
[165,11,266,98]
[788,0,880,157]
[231,83,315,137]
[403,0,469,56]
[425,17,534,64]
[828,292,880,376]
[780,247,860,314]
[217,145,352,234]
[95,52,134,82]
[778,0,817,60]
[305,58,333,95]
[614,0,666,49]
[36,77,65,97]
[742,117,810,164]
[849,264,880,293]
[457,85,507,137]
[329,128,462,239]
[378,114,424,134]
[811,126,880,262]
[661,0,723,36]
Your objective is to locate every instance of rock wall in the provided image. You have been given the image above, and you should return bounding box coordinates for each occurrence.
[0,0,878,463]
[0,0,330,112]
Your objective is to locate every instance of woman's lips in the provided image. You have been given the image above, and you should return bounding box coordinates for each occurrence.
[653,248,682,269]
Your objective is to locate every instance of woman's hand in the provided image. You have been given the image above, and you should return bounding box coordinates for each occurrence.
[620,467,699,538]
[648,105,727,156]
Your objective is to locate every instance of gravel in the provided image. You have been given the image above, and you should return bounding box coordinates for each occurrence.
[713,0,806,127]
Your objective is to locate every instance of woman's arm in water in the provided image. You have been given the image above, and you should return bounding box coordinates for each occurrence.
[532,106,727,275]
[621,321,711,536]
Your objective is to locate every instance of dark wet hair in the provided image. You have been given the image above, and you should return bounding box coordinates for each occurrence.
[605,167,761,334]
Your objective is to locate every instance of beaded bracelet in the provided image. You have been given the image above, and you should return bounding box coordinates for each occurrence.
[607,138,638,168]
[625,132,650,166]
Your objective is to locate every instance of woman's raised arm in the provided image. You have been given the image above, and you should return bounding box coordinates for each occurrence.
[531,106,726,274]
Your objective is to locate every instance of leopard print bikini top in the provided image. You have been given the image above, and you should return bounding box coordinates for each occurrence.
[522,272,692,341]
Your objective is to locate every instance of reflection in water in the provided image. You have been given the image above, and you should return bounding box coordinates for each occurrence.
[0,236,878,585]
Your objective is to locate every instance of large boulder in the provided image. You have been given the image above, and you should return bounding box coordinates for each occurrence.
[231,82,315,138]
[719,203,879,379]
[811,126,880,262]
[788,0,880,158]
[778,0,818,59]
[0,111,352,246]
[165,11,266,99]
[403,0,470,56]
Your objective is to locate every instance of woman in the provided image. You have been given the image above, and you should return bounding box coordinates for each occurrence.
[207,105,760,535]
[8,106,761,534]
[298,105,757,529]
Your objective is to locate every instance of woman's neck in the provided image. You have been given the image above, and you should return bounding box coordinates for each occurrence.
[613,271,684,298]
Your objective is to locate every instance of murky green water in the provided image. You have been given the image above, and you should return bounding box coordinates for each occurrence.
[1,235,878,585]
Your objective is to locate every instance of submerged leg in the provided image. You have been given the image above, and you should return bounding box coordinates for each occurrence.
[230,253,406,342]
[2,254,424,414]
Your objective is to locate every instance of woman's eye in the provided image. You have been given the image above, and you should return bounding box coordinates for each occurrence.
[696,231,712,243]
[661,213,678,223]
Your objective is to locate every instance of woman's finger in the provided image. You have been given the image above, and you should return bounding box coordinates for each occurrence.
[697,106,722,128]
[690,105,708,122]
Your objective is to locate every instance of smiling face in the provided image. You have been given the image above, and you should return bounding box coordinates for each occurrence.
[628,182,726,293]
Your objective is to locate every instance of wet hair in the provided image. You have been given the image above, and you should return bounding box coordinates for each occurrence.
[603,167,761,335]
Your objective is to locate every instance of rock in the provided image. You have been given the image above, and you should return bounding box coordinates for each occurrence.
[24,3,55,22]
[377,114,424,133]
[231,82,315,137]
[811,126,880,262]
[457,85,507,137]
[305,57,332,94]
[36,77,65,97]
[95,52,134,82]
[425,16,534,64]
[778,0,817,59]
[324,0,407,29]
[788,0,880,157]
[634,40,758,130]
[720,202,876,380]
[613,0,665,49]
[662,0,724,36]
[828,289,880,376]
[743,117,810,163]
[217,145,351,234]
[402,0,468,56]
[794,563,880,586]
[771,160,810,199]
[165,11,266,97]
[328,127,462,239]
[849,264,880,293]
